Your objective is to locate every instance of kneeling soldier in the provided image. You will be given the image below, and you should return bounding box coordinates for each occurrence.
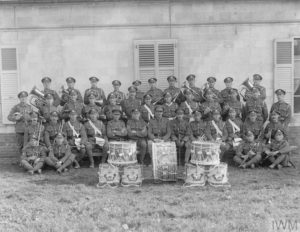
[45,133,76,173]
[84,108,109,165]
[234,130,262,169]
[21,136,47,175]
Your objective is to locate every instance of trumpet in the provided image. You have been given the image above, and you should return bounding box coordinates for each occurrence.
[28,86,47,111]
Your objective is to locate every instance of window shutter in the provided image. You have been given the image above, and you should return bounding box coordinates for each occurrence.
[1,48,19,124]
[274,39,294,113]
[134,39,178,92]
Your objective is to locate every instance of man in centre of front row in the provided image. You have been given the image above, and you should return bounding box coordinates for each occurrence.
[107,109,128,141]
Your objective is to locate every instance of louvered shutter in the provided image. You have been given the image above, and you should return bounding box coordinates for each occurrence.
[134,40,178,92]
[1,48,19,124]
[274,39,294,114]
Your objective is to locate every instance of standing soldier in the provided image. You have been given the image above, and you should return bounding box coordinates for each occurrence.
[140,94,155,123]
[62,89,84,120]
[41,77,60,107]
[270,89,291,128]
[62,110,92,168]
[200,89,222,122]
[170,108,191,166]
[102,93,123,122]
[185,74,204,103]
[60,77,83,106]
[204,77,222,103]
[107,109,128,141]
[241,111,263,141]
[220,77,240,104]
[148,105,171,158]
[121,86,141,119]
[133,80,145,102]
[162,91,178,120]
[243,87,268,123]
[221,89,243,121]
[8,91,33,152]
[83,76,106,107]
[45,133,77,173]
[180,89,200,122]
[127,108,148,164]
[39,93,58,122]
[20,136,47,175]
[44,111,61,149]
[145,78,164,104]
[109,80,126,105]
[82,93,102,119]
[245,74,266,102]
[84,109,109,166]
[163,75,183,104]
[24,112,45,147]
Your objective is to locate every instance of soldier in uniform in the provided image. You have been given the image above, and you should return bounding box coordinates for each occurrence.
[44,111,61,149]
[83,76,106,106]
[41,76,60,107]
[243,87,268,123]
[270,89,291,128]
[148,105,171,157]
[60,77,83,106]
[245,74,266,102]
[205,109,225,142]
[180,89,200,122]
[145,78,164,104]
[127,108,148,164]
[62,89,84,120]
[82,93,102,119]
[62,110,92,168]
[234,130,263,169]
[39,93,58,122]
[121,86,141,119]
[20,136,47,174]
[241,111,263,141]
[45,133,77,173]
[8,91,33,152]
[24,112,45,147]
[189,110,207,142]
[107,109,128,141]
[200,88,222,122]
[133,80,145,102]
[204,76,222,103]
[140,94,155,123]
[162,91,178,120]
[102,93,123,122]
[109,80,126,105]
[220,77,240,104]
[185,74,204,103]
[84,108,109,165]
[170,108,191,165]
[163,75,183,104]
[264,129,292,169]
[222,89,243,121]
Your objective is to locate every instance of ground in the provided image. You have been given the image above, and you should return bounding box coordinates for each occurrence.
[0,157,299,232]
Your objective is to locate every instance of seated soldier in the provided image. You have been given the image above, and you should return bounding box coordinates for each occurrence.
[222,107,243,151]
[24,112,45,148]
[180,89,200,122]
[62,110,92,168]
[20,136,47,175]
[62,89,84,121]
[263,129,292,169]
[127,108,148,164]
[200,88,222,122]
[263,110,287,144]
[241,111,263,141]
[107,109,127,141]
[44,111,61,149]
[189,110,207,141]
[148,105,171,158]
[45,133,76,173]
[39,93,58,122]
[162,91,178,120]
[102,93,123,122]
[84,108,109,165]
[140,94,155,123]
[170,108,191,165]
[234,130,263,169]
[82,93,102,120]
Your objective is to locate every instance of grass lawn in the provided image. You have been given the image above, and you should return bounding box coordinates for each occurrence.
[0,158,299,232]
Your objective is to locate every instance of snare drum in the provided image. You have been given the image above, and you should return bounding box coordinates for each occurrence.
[121,165,143,187]
[190,141,220,166]
[97,164,120,188]
[207,162,229,187]
[108,141,137,165]
[152,141,177,181]
[184,163,206,187]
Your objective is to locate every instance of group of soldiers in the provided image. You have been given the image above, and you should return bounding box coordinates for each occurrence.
[8,73,293,174]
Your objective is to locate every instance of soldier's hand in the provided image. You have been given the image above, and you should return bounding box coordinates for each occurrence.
[15,114,22,120]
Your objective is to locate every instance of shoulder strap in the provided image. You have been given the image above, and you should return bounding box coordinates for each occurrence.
[184,101,193,114]
[88,119,102,136]
[212,120,222,136]
[67,121,79,137]
[228,119,240,133]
